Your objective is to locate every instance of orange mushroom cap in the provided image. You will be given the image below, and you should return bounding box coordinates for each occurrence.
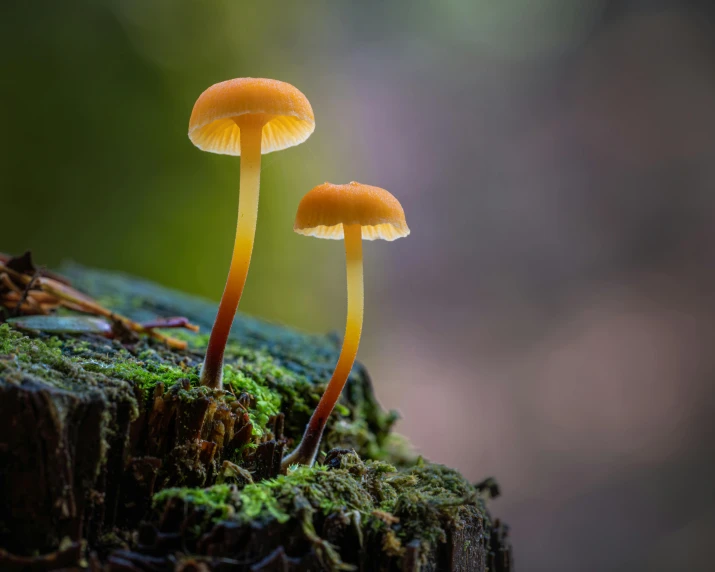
[189,78,315,155]
[294,182,410,241]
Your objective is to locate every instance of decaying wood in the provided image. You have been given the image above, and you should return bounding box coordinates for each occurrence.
[0,265,512,571]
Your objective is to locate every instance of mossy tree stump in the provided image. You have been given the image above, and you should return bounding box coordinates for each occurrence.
[0,265,512,571]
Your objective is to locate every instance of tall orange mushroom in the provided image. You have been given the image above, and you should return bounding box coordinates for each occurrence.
[282,182,410,468]
[189,78,315,389]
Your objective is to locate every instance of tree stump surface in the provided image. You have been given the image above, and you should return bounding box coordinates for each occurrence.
[0,265,513,571]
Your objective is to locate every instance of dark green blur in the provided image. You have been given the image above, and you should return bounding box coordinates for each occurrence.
[0,0,340,331]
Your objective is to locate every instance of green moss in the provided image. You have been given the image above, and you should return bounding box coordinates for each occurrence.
[153,483,239,521]
[234,483,291,524]
[0,323,57,358]
[153,452,489,569]
[0,323,107,392]
[81,353,200,390]
[389,461,482,550]
[222,365,280,435]
[1,323,190,393]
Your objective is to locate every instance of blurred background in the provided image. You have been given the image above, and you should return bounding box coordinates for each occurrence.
[2,0,715,569]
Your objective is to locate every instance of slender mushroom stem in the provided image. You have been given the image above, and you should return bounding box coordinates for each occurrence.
[201,117,265,389]
[282,223,364,469]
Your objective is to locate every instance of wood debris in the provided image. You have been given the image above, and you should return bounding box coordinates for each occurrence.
[0,251,197,350]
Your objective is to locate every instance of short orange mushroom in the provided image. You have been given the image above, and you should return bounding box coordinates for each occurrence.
[189,78,315,389]
[282,182,410,468]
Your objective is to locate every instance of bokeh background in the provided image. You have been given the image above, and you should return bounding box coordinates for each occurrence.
[3,0,715,569]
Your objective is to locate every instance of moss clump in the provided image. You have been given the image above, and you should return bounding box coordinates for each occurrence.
[1,323,65,369]
[0,322,189,391]
[153,451,489,569]
[0,323,132,400]
[153,483,240,521]
[389,457,481,550]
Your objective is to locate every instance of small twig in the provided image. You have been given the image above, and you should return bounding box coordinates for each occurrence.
[14,269,42,317]
[0,273,22,294]
[1,275,47,315]
[140,317,200,332]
